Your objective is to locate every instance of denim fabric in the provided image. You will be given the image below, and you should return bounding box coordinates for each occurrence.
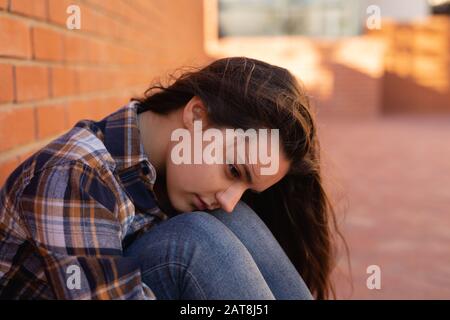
[124,200,314,300]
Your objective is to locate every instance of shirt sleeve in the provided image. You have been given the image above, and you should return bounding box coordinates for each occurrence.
[19,161,156,300]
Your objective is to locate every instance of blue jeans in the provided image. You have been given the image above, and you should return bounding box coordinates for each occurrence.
[124,200,313,300]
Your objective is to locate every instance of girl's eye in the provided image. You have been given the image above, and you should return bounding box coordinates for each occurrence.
[228,164,240,178]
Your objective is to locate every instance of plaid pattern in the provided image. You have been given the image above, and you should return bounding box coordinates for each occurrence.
[0,101,170,299]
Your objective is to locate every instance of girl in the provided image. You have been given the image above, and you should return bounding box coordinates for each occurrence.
[0,57,344,300]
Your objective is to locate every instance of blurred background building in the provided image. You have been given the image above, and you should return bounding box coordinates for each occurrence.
[218,0,430,37]
[1,0,449,299]
[212,0,450,117]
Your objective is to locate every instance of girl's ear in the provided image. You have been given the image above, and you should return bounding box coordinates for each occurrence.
[182,96,209,130]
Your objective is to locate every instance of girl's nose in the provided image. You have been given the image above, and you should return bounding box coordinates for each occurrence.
[215,185,245,213]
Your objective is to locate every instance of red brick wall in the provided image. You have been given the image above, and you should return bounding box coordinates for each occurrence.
[0,0,209,185]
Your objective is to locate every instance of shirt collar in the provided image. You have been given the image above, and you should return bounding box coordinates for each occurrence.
[101,101,155,179]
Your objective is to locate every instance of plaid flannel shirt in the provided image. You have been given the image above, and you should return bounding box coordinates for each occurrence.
[0,101,170,299]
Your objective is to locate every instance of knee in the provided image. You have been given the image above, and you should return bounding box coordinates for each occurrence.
[211,200,268,229]
[173,211,231,240]
[169,211,247,255]
[128,210,260,283]
[218,200,259,219]
[233,200,257,216]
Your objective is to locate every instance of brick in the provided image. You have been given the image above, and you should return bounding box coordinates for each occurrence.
[10,0,47,20]
[94,96,124,118]
[32,26,64,61]
[66,99,96,127]
[63,34,90,62]
[0,107,35,152]
[88,0,136,20]
[81,5,110,37]
[86,39,108,64]
[0,64,14,103]
[15,65,49,102]
[36,103,67,139]
[50,66,78,97]
[48,0,77,26]
[0,0,8,10]
[65,97,123,128]
[0,15,31,58]
[77,68,106,93]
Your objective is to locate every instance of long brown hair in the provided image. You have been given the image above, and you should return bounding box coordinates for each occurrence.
[132,57,348,299]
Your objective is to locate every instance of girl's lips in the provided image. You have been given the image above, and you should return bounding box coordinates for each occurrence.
[194,194,207,211]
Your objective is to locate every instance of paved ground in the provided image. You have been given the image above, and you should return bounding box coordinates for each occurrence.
[317,114,450,299]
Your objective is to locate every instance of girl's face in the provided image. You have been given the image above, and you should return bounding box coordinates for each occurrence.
[164,98,291,214]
